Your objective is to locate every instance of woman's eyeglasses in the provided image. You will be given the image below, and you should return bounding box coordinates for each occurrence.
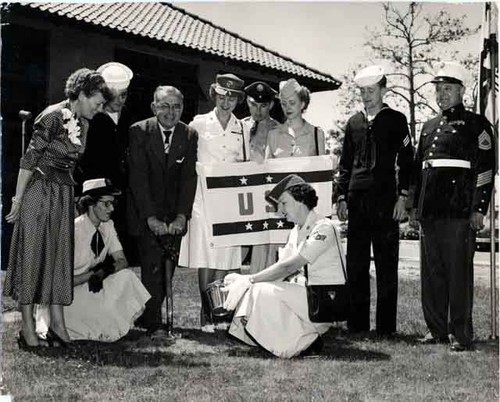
[97,200,116,208]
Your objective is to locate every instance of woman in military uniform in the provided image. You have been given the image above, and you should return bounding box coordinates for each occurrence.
[223,175,345,358]
[178,73,249,332]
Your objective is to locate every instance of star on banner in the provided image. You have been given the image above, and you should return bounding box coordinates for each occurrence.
[276,220,284,228]
[265,175,273,183]
[245,222,253,231]
[239,176,248,185]
[263,221,269,230]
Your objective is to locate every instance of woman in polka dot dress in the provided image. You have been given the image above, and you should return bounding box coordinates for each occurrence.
[3,68,111,348]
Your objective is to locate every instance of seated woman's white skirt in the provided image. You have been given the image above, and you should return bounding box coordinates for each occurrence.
[228,281,331,358]
[64,270,151,342]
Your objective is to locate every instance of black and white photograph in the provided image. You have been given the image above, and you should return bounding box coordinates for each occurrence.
[0,1,498,400]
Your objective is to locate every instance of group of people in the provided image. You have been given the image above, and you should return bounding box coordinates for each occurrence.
[3,58,495,358]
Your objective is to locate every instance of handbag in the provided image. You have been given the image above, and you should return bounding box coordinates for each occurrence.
[304,222,350,323]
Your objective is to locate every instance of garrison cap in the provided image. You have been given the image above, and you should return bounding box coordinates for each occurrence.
[354,65,385,87]
[278,78,302,100]
[266,174,307,207]
[245,81,277,103]
[431,62,467,86]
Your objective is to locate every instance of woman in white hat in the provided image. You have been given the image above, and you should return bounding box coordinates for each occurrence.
[178,73,249,332]
[36,178,150,343]
[4,68,112,349]
[267,78,326,158]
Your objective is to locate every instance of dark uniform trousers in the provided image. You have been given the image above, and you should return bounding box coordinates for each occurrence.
[420,219,475,345]
[347,189,399,334]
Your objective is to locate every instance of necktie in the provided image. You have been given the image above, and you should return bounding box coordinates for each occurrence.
[250,121,258,137]
[91,229,104,257]
[164,130,173,154]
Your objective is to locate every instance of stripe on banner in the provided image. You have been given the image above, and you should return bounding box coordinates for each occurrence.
[478,130,492,150]
[206,169,332,189]
[213,218,294,236]
[477,169,493,187]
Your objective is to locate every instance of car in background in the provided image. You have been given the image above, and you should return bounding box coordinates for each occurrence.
[476,207,498,252]
[399,221,420,240]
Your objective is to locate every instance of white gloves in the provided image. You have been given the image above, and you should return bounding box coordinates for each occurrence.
[223,274,252,311]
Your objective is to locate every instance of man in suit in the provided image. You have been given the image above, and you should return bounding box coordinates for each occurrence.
[128,86,198,336]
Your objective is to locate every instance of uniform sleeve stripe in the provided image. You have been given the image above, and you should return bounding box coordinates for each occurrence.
[403,135,410,147]
[477,170,493,187]
[478,130,492,150]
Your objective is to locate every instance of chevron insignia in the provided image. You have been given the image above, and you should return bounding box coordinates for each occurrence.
[478,130,492,150]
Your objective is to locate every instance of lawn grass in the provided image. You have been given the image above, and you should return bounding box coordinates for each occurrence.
[1,267,498,401]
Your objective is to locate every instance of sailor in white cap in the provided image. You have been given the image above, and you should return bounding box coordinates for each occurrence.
[412,61,495,351]
[78,62,135,262]
[336,64,414,337]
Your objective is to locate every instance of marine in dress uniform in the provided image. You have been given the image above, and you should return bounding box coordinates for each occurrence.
[413,62,495,351]
[336,65,414,335]
[241,81,280,273]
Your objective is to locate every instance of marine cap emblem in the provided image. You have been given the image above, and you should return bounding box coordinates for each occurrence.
[257,84,264,92]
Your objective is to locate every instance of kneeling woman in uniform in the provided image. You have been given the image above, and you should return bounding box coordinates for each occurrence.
[37,179,150,343]
[224,175,346,358]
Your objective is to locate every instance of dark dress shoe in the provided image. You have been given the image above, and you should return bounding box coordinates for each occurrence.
[449,335,472,352]
[300,336,323,357]
[418,332,448,344]
[47,328,69,348]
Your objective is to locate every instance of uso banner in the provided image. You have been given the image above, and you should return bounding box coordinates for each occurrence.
[197,155,334,247]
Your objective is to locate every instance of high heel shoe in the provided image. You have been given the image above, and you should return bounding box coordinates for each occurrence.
[47,328,69,348]
[17,331,39,351]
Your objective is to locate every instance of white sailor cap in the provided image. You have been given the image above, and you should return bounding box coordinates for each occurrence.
[431,62,467,86]
[97,62,133,91]
[354,65,385,87]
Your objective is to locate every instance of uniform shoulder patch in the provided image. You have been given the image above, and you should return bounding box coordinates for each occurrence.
[314,234,327,241]
[478,130,492,150]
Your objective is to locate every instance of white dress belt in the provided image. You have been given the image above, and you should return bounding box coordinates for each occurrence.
[422,159,471,169]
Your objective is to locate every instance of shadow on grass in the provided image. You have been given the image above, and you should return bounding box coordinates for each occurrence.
[179,326,392,361]
[15,331,210,369]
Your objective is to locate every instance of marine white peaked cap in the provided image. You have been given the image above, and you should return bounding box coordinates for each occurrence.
[354,65,385,87]
[432,61,467,85]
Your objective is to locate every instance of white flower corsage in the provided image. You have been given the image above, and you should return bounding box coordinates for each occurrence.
[61,107,81,146]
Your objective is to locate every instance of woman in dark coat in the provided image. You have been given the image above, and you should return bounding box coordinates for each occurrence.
[4,68,111,348]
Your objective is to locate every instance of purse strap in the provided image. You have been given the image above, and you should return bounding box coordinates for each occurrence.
[303,219,347,283]
[314,126,319,156]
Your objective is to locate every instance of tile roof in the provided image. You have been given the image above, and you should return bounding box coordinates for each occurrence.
[25,2,341,89]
